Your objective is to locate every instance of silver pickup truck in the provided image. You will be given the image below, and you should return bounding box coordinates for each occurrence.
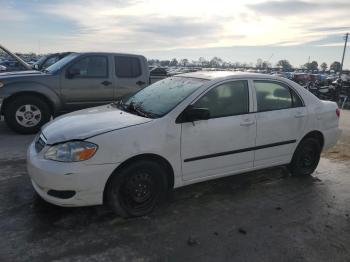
[0,48,153,134]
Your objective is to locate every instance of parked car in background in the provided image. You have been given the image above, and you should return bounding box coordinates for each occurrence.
[150,67,168,76]
[0,44,72,72]
[0,52,150,134]
[27,71,340,217]
[293,73,309,85]
[0,60,28,71]
[0,44,33,72]
[33,52,73,71]
[149,66,168,83]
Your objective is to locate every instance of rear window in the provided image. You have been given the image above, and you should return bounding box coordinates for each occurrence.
[291,89,304,107]
[254,81,292,111]
[115,56,141,78]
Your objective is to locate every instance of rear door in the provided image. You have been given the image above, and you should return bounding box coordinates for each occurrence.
[181,80,256,181]
[114,55,148,98]
[60,54,114,110]
[253,80,307,167]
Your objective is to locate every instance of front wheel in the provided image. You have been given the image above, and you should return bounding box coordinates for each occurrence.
[4,95,51,134]
[106,160,168,218]
[288,138,321,176]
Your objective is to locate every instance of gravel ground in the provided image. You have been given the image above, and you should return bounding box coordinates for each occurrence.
[0,110,349,262]
[323,109,350,160]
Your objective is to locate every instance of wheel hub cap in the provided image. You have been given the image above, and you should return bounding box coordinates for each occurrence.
[24,111,34,120]
[15,104,42,127]
[133,182,151,202]
[123,172,154,206]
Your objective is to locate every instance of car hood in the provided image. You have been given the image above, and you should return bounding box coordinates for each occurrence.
[0,70,43,78]
[42,105,153,144]
[0,70,39,76]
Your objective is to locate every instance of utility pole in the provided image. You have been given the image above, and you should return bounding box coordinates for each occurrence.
[340,33,348,76]
[267,53,273,71]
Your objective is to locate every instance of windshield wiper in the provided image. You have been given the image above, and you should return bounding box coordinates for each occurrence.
[112,98,125,109]
[126,101,158,118]
[132,106,158,118]
[113,99,158,118]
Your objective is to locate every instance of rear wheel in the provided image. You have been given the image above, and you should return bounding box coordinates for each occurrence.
[106,160,168,218]
[288,138,321,176]
[4,95,51,134]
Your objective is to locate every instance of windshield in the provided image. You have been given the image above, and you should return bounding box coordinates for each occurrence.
[119,77,207,118]
[45,53,79,73]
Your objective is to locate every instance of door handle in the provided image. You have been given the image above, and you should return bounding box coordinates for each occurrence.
[136,80,146,86]
[294,112,306,118]
[101,80,112,86]
[240,120,255,126]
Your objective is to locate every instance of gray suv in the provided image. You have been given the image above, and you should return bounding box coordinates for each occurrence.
[0,52,150,134]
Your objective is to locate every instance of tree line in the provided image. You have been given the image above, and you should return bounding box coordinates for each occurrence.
[148,57,343,72]
[276,59,342,72]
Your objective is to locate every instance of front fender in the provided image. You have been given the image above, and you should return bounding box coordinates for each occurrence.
[0,81,62,112]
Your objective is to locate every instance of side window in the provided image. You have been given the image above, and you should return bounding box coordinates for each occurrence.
[194,80,249,118]
[69,56,108,78]
[115,56,141,78]
[254,81,292,111]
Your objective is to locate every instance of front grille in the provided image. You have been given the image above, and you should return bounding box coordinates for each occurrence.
[35,134,46,153]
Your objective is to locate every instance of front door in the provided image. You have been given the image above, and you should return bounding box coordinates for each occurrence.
[253,80,307,167]
[61,55,114,110]
[181,80,256,181]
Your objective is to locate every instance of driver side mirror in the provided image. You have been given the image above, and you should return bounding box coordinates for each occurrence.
[177,106,210,123]
[66,68,80,79]
[33,64,39,70]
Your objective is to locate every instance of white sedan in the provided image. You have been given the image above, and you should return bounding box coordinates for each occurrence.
[27,71,341,217]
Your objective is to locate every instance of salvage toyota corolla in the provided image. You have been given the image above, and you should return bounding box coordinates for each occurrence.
[27,71,341,217]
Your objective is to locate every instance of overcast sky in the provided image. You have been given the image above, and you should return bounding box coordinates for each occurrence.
[1,0,349,68]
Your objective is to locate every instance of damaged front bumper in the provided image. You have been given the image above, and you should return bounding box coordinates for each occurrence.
[27,140,117,207]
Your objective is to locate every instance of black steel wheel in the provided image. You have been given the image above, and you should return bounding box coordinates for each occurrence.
[288,138,321,176]
[106,160,168,218]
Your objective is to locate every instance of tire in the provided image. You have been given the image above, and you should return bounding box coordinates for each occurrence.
[4,95,51,134]
[106,160,168,218]
[288,138,321,176]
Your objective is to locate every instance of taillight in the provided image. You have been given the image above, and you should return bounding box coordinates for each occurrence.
[336,108,340,118]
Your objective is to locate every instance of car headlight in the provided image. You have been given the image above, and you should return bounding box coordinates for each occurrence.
[44,141,98,162]
[0,82,4,88]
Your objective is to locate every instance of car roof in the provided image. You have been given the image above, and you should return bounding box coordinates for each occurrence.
[76,52,144,57]
[176,71,282,81]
